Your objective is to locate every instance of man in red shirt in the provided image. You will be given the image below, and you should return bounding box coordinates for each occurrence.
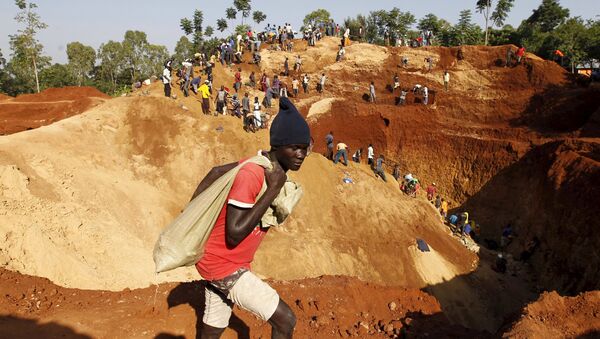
[234,68,242,93]
[426,182,437,202]
[516,46,526,64]
[190,97,311,339]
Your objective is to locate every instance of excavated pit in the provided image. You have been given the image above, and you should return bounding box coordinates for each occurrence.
[1,38,599,337]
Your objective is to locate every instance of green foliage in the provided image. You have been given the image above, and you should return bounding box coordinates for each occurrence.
[233,0,251,19]
[492,0,515,27]
[344,8,415,45]
[235,24,251,36]
[526,0,570,32]
[0,49,11,95]
[488,24,518,45]
[203,38,221,57]
[180,10,204,53]
[252,11,266,26]
[8,33,51,94]
[66,41,96,86]
[144,44,169,78]
[205,26,214,37]
[122,30,148,82]
[226,7,237,20]
[173,36,194,65]
[303,9,331,27]
[11,0,49,93]
[477,0,514,45]
[97,40,123,93]
[217,18,228,32]
[418,14,443,36]
[180,18,193,35]
[39,63,75,89]
[343,14,367,40]
[119,31,168,83]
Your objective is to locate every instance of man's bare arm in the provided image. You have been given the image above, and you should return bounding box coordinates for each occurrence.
[190,162,237,201]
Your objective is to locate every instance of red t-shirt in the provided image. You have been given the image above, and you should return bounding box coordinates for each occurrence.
[196,161,267,280]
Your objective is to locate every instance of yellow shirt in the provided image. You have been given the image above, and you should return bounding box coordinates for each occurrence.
[337,143,348,151]
[441,201,448,212]
[199,84,211,99]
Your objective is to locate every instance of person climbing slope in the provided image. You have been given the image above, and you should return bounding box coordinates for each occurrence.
[193,97,311,339]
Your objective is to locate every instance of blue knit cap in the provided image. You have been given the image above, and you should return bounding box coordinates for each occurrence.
[270,97,311,146]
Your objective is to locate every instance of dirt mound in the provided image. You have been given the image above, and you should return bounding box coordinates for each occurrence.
[0,86,109,135]
[13,86,109,102]
[0,268,487,339]
[503,291,600,338]
[0,93,13,101]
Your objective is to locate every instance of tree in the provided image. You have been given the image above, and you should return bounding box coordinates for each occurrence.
[144,44,169,78]
[488,24,518,45]
[477,0,514,45]
[226,7,237,20]
[122,30,148,82]
[11,0,48,93]
[303,9,331,28]
[217,18,228,32]
[173,36,194,66]
[39,63,74,89]
[97,41,123,93]
[180,10,204,53]
[418,13,443,37]
[205,26,214,38]
[66,42,96,86]
[452,10,482,45]
[252,11,266,27]
[526,0,570,32]
[362,8,415,45]
[233,0,251,24]
[0,49,11,94]
[7,32,50,94]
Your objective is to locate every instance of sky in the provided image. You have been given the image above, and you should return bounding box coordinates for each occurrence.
[1,0,599,64]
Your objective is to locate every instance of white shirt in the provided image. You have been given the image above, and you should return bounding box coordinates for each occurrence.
[162,68,171,84]
[320,75,326,85]
[423,87,429,97]
[367,146,374,159]
[444,73,450,82]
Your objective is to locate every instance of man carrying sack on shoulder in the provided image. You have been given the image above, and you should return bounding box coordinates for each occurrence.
[190,97,311,339]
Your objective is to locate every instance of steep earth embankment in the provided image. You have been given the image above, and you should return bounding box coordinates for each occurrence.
[0,93,474,292]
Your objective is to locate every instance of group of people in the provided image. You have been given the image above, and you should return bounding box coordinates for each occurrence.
[324,132,388,182]
[366,68,450,106]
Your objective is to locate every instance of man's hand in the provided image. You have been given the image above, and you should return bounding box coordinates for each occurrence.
[265,161,287,191]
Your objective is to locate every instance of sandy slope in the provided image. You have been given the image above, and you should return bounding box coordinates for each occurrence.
[0,93,474,291]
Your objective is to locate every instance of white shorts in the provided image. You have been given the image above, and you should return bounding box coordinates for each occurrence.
[203,271,280,328]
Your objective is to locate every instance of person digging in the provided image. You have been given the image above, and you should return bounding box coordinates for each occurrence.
[191,96,311,339]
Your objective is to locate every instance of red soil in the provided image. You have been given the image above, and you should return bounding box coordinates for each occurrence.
[0,86,109,135]
[0,268,485,339]
[503,291,600,338]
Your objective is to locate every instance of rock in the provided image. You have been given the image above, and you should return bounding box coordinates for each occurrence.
[388,301,397,311]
